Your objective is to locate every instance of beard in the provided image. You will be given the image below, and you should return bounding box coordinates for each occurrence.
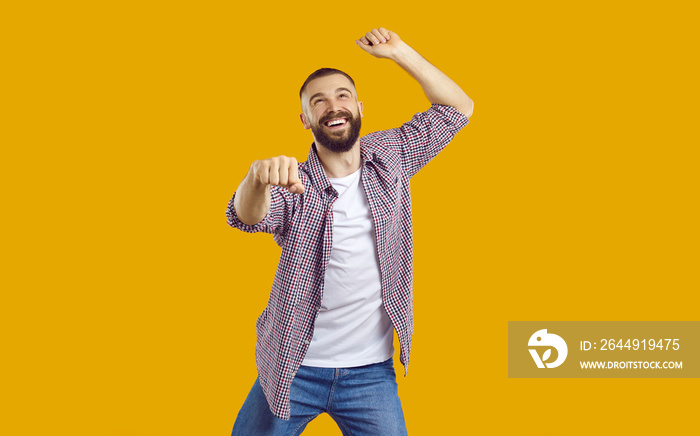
[311,110,362,153]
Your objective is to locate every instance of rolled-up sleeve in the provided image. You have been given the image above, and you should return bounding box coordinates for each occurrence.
[393,104,469,177]
[226,186,293,246]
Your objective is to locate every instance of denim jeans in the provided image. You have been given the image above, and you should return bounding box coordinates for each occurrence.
[231,358,408,436]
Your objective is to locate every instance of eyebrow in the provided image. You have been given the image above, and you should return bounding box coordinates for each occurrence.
[308,87,354,103]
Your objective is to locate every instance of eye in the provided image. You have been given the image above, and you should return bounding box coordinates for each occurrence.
[339,93,349,98]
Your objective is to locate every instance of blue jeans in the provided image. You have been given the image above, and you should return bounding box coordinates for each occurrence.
[231,358,408,436]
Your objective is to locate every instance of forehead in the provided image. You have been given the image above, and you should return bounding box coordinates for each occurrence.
[302,74,356,101]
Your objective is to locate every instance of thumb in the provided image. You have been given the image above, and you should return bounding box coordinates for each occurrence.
[288,182,305,195]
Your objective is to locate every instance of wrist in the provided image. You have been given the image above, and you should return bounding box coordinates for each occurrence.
[246,166,269,191]
[390,43,417,65]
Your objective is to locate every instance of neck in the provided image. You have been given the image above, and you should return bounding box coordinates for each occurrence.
[315,140,362,178]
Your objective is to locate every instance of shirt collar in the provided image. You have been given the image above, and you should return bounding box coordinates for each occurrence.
[303,143,332,193]
[303,139,382,191]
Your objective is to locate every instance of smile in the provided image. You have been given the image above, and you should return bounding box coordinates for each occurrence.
[324,118,347,127]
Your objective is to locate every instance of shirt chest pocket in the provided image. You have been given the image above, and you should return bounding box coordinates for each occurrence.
[368,169,403,227]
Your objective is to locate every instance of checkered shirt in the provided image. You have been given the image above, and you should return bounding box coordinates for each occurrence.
[226,104,469,419]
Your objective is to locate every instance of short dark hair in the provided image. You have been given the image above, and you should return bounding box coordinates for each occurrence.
[299,68,356,99]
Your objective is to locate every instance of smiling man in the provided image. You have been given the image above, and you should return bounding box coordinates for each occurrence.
[227,28,473,435]
[301,72,363,154]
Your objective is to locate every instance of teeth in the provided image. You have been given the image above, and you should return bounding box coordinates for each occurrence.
[326,118,346,126]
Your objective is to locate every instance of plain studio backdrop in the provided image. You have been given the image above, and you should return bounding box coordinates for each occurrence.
[2,1,698,435]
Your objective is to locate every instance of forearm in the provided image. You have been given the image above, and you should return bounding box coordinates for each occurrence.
[392,44,473,118]
[233,168,271,226]
[357,28,474,118]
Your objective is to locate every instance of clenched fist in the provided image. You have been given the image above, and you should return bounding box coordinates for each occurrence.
[250,155,305,194]
[355,27,405,60]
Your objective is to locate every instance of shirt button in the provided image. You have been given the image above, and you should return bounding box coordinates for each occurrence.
[304,340,310,345]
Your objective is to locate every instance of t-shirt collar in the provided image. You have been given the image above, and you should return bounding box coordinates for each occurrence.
[304,139,379,191]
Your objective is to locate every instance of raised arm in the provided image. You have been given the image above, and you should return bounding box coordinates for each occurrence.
[356,28,474,118]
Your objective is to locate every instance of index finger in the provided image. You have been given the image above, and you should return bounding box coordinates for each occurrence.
[378,27,391,40]
[288,160,304,194]
[288,159,299,183]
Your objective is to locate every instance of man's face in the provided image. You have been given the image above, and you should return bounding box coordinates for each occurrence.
[300,74,363,153]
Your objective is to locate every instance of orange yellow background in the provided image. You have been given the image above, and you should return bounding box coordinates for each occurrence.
[2,1,698,435]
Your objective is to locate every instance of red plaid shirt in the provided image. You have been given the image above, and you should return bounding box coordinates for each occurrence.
[227,104,469,419]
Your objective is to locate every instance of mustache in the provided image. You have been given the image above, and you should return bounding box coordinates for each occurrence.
[319,110,354,125]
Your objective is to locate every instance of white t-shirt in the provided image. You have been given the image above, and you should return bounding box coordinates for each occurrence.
[301,167,394,367]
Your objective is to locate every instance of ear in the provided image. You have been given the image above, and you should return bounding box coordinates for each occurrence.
[358,101,364,118]
[300,113,311,129]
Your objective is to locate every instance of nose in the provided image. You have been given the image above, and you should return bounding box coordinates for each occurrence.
[328,97,344,113]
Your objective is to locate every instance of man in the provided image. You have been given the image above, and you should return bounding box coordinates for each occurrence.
[227,28,473,435]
